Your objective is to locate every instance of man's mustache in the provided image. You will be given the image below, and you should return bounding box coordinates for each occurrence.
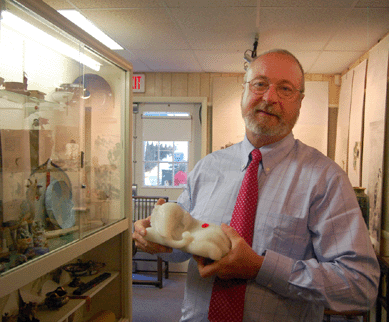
[252,102,281,118]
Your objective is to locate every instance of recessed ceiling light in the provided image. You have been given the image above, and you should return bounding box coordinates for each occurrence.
[2,11,101,71]
[58,10,123,50]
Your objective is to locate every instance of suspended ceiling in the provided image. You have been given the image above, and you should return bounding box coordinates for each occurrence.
[43,0,389,74]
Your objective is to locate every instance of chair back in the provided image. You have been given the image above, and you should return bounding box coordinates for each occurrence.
[132,196,169,221]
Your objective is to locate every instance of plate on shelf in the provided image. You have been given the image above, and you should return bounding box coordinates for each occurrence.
[51,91,74,103]
[73,74,113,111]
[45,179,75,229]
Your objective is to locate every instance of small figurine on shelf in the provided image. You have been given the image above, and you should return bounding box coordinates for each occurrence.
[44,287,69,310]
[65,140,79,160]
[17,301,39,322]
[2,312,17,322]
[10,254,27,268]
[23,178,43,222]
[62,259,106,277]
[1,231,10,256]
[31,221,49,256]
[16,226,34,257]
[68,276,82,287]
[62,259,106,288]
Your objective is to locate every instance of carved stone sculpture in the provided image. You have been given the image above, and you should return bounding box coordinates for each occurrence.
[145,203,231,260]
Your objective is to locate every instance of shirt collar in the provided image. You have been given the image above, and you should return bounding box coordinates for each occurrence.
[242,133,296,175]
[241,136,256,171]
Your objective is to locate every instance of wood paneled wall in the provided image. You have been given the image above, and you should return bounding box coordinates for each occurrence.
[134,72,340,106]
[134,73,244,103]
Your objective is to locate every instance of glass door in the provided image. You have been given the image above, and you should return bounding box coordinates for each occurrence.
[0,0,127,275]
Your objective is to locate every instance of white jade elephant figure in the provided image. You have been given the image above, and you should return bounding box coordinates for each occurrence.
[145,203,231,260]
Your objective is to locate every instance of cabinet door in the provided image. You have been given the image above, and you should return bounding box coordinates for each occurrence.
[0,0,128,276]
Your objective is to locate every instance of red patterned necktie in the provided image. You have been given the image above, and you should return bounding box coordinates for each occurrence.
[208,149,262,322]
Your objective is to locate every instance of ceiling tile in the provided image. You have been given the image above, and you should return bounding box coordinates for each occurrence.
[195,51,247,73]
[355,0,389,8]
[42,0,74,10]
[129,50,203,72]
[163,0,257,7]
[260,0,357,7]
[290,51,323,73]
[45,0,163,9]
[80,9,190,50]
[309,51,365,74]
[256,8,349,51]
[114,50,152,72]
[170,7,257,51]
[325,8,389,51]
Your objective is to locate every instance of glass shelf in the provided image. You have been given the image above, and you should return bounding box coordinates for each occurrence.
[0,89,60,110]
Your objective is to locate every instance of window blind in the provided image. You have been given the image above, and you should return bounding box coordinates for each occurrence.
[142,115,192,141]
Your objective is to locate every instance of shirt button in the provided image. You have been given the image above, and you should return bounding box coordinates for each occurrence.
[266,167,270,171]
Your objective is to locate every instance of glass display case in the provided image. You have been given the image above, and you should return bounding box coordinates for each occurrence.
[0,0,132,320]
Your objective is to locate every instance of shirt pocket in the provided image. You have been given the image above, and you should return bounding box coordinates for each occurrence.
[256,213,311,259]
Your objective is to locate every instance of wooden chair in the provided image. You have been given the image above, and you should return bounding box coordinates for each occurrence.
[132,196,169,288]
[323,309,369,322]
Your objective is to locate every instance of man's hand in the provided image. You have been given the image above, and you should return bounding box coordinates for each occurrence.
[132,198,173,254]
[194,224,264,280]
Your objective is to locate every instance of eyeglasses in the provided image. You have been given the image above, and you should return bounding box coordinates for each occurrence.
[243,78,304,99]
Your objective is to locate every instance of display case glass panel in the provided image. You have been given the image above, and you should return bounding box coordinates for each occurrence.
[0,0,127,275]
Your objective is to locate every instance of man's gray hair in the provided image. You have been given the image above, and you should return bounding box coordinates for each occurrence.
[245,49,305,93]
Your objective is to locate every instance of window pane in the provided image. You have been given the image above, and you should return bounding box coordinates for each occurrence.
[174,163,188,187]
[144,141,158,161]
[144,162,158,186]
[159,162,173,186]
[159,141,173,162]
[174,141,188,162]
[142,140,189,188]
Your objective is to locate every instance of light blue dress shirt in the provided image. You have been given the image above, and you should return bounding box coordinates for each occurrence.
[162,133,379,322]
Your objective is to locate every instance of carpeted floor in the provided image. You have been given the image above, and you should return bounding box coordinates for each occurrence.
[132,273,187,322]
[132,273,364,322]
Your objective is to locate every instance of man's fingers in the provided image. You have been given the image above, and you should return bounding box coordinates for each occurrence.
[200,261,221,278]
[156,198,166,205]
[134,235,173,254]
[133,217,151,237]
[194,255,221,278]
[221,223,241,239]
[150,243,173,253]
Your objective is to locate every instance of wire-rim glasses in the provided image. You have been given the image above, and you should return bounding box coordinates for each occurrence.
[243,78,303,99]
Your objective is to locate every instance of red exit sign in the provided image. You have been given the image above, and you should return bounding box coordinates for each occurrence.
[132,74,145,92]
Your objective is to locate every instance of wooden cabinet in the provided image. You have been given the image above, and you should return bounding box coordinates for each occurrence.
[0,0,132,320]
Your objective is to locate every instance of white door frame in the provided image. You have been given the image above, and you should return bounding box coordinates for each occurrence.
[133,96,209,158]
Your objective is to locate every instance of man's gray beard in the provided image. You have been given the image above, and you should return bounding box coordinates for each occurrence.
[242,105,299,138]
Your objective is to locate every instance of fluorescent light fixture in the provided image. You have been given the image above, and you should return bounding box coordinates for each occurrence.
[1,11,101,71]
[59,10,123,50]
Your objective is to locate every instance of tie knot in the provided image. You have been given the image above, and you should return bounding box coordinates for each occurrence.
[251,149,262,163]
